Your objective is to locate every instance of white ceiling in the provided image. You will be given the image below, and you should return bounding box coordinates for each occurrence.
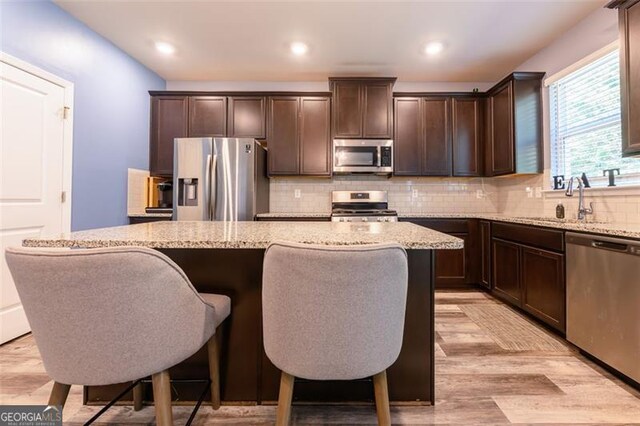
[55,0,605,82]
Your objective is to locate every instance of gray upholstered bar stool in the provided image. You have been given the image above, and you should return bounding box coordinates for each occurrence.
[5,246,230,426]
[262,241,408,426]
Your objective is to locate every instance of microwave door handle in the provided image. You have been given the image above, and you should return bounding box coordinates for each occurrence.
[376,147,382,167]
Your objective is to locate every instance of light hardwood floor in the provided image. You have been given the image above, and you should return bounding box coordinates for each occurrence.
[1,290,639,425]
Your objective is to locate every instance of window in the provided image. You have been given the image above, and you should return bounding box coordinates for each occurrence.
[549,49,640,188]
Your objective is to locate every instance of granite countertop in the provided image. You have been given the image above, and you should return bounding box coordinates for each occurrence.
[256,212,331,218]
[128,213,173,218]
[22,221,463,250]
[255,212,640,240]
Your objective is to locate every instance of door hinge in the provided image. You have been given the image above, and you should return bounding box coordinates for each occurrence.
[63,107,71,119]
[61,191,67,203]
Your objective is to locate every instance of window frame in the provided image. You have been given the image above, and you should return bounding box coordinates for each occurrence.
[545,42,640,189]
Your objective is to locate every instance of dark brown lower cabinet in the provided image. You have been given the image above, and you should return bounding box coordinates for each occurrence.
[403,219,477,289]
[491,223,566,333]
[492,238,521,305]
[479,220,491,289]
[521,247,565,332]
[434,233,468,288]
[128,216,172,225]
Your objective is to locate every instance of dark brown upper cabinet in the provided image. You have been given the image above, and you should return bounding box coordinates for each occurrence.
[423,97,452,176]
[267,97,299,175]
[394,95,481,177]
[300,97,331,176]
[330,78,395,139]
[486,72,544,176]
[188,96,226,137]
[150,96,188,176]
[227,96,266,139]
[452,97,482,176]
[266,96,331,177]
[608,0,640,156]
[393,97,422,175]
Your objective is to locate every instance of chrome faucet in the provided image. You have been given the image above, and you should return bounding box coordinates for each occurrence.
[565,176,593,221]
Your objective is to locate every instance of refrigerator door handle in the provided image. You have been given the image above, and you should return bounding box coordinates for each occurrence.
[209,154,218,220]
[205,154,211,220]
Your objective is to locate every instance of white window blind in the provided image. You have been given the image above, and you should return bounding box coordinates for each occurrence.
[550,49,640,187]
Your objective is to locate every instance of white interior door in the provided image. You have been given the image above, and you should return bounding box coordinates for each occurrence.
[0,61,67,344]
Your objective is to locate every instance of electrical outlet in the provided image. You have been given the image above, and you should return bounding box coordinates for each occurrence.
[412,189,419,199]
[294,189,301,199]
[476,190,483,199]
[526,187,533,198]
[535,187,542,198]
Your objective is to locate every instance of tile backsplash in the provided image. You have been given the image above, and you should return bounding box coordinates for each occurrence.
[270,174,640,224]
[269,176,499,214]
[496,175,640,224]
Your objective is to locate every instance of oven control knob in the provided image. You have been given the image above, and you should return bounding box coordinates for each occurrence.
[377,217,383,222]
[361,217,368,222]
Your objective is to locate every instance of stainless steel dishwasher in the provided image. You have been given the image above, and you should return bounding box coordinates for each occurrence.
[566,232,640,383]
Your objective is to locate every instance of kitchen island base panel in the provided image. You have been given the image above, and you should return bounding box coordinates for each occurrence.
[84,248,434,405]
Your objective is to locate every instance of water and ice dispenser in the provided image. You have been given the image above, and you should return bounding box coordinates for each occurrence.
[178,178,198,207]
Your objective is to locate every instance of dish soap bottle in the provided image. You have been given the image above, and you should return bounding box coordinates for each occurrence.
[556,202,565,219]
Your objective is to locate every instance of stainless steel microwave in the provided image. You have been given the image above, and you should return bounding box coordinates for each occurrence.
[332,139,393,174]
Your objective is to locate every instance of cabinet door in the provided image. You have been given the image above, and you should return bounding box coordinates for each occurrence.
[452,98,482,176]
[479,220,491,290]
[423,97,452,176]
[490,82,515,175]
[300,97,331,176]
[150,96,188,176]
[267,97,299,176]
[363,82,393,138]
[227,97,266,139]
[521,246,565,332]
[393,98,422,176]
[492,238,521,305]
[620,1,640,156]
[333,82,363,138]
[188,96,226,137]
[434,233,468,289]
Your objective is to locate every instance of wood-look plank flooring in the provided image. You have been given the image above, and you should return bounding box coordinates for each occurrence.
[1,290,639,424]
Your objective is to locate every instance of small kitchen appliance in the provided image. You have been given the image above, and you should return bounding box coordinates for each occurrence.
[330,191,398,222]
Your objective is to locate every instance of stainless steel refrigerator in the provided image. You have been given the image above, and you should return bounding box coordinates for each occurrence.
[173,138,269,221]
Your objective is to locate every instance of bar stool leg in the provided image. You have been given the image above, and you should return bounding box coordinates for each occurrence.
[276,372,295,426]
[48,382,71,408]
[152,370,173,426]
[133,382,143,411]
[207,333,221,409]
[373,370,391,426]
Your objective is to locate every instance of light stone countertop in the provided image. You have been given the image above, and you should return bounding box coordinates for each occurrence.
[255,212,640,240]
[128,213,173,218]
[22,221,463,250]
[256,212,331,218]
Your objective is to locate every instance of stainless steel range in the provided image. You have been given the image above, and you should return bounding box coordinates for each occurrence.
[330,191,398,222]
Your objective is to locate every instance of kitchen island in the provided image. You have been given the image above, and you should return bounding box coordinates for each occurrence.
[24,221,462,406]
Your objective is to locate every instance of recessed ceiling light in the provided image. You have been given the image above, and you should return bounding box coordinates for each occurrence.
[290,42,308,56]
[424,41,444,56]
[155,41,175,55]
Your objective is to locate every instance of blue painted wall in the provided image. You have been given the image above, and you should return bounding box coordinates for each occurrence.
[1,1,165,231]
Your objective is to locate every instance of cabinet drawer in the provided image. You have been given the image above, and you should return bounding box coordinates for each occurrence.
[403,219,468,233]
[492,222,564,252]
